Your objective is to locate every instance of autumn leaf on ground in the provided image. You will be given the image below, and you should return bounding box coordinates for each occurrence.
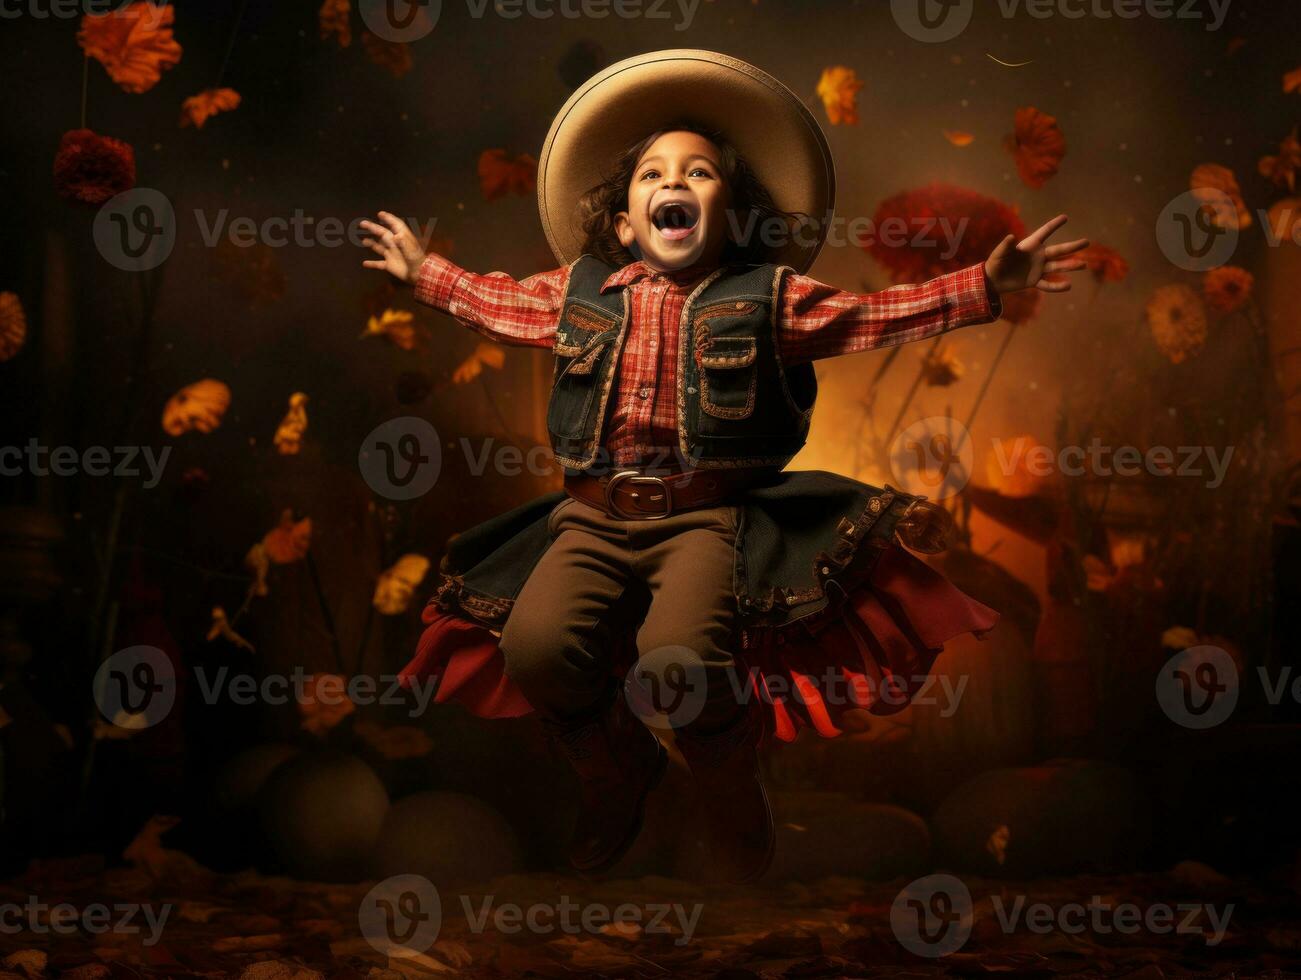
[1190,163,1252,230]
[298,674,355,736]
[362,31,412,78]
[162,379,230,436]
[361,308,428,350]
[1258,126,1301,193]
[122,815,212,884]
[180,88,241,129]
[1076,243,1129,283]
[319,0,351,47]
[78,2,182,94]
[373,553,431,614]
[478,149,538,201]
[943,130,975,147]
[1004,106,1066,188]
[816,66,864,125]
[452,341,506,384]
[206,606,255,652]
[0,292,27,362]
[274,392,309,455]
[262,510,312,564]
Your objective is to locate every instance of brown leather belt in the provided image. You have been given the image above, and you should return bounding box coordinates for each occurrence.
[564,466,778,520]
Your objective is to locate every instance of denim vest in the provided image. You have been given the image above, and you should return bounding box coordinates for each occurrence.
[546,255,818,470]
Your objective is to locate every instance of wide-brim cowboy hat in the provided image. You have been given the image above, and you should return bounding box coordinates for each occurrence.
[537,49,836,275]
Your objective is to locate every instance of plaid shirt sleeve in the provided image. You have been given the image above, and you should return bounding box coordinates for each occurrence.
[412,252,568,349]
[778,263,1003,365]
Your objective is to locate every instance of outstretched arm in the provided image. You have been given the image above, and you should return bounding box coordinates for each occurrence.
[984,213,1089,295]
[360,210,565,348]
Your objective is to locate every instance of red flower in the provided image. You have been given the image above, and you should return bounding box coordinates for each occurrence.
[1004,107,1066,189]
[1077,244,1129,283]
[53,128,136,206]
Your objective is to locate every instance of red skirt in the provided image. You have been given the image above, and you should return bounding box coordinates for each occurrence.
[398,544,997,743]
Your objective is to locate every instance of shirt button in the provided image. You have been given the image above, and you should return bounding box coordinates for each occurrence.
[648,339,657,348]
[637,387,650,399]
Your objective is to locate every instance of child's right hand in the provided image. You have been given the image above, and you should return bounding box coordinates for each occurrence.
[360,211,428,287]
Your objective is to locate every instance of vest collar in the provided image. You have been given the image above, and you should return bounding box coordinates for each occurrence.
[599,259,718,294]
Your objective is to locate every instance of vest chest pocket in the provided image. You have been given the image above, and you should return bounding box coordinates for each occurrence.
[549,302,619,440]
[694,301,761,420]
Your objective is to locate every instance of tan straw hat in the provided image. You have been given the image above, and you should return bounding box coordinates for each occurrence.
[537,49,836,274]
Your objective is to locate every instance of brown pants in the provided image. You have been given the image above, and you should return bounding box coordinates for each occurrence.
[498,495,744,732]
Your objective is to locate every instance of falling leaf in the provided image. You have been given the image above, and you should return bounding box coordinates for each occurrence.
[986,824,1010,864]
[298,674,355,736]
[361,308,427,350]
[206,606,255,652]
[478,149,538,201]
[1203,265,1254,314]
[162,379,231,436]
[921,343,963,387]
[362,31,412,78]
[78,2,182,94]
[1161,625,1200,650]
[1190,163,1252,230]
[244,543,270,597]
[0,292,27,362]
[943,130,975,147]
[451,341,506,384]
[262,510,312,564]
[1076,243,1129,283]
[355,720,434,759]
[319,0,351,47]
[1284,66,1301,93]
[1004,106,1066,189]
[373,553,430,614]
[273,392,309,455]
[815,65,864,125]
[1258,126,1301,194]
[180,87,241,128]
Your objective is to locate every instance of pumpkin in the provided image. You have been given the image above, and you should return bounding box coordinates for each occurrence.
[161,378,230,436]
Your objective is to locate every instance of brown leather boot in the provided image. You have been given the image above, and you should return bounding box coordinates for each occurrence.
[542,690,667,875]
[676,704,774,884]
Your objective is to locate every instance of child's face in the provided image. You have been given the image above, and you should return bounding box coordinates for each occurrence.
[615,130,732,273]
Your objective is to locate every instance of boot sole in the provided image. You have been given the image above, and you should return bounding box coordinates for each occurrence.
[571,739,669,877]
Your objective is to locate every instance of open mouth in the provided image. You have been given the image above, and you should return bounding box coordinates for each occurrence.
[651,201,699,241]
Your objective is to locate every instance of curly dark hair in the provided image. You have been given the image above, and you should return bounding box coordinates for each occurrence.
[576,120,806,269]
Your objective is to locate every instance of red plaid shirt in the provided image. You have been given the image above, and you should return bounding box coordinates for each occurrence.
[415,254,1001,466]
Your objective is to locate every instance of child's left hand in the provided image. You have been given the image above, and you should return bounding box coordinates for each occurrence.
[984,213,1089,296]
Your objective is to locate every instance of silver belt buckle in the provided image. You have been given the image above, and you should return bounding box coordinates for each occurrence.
[604,469,672,520]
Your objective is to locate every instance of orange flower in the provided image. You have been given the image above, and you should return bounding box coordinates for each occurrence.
[262,510,312,564]
[921,343,963,387]
[452,342,506,384]
[1146,284,1208,364]
[362,31,412,78]
[78,2,182,95]
[1202,266,1254,314]
[816,66,864,126]
[1258,126,1301,194]
[180,88,241,129]
[0,292,28,363]
[360,308,427,351]
[478,149,537,202]
[1190,163,1252,230]
[1004,107,1066,189]
[161,379,230,436]
[1077,244,1129,283]
[319,0,351,47]
[943,130,975,147]
[297,674,355,736]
